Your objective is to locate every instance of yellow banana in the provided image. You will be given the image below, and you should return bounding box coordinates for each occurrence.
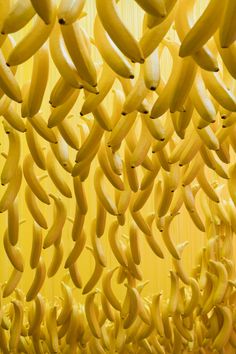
[161,214,180,260]
[61,21,97,87]
[212,306,232,351]
[3,229,24,272]
[25,185,48,229]
[108,221,128,267]
[84,290,101,338]
[46,304,59,353]
[102,268,121,311]
[91,220,107,267]
[27,43,49,117]
[47,241,64,277]
[96,0,144,63]
[9,300,23,353]
[28,114,57,143]
[23,153,50,205]
[30,221,43,269]
[2,104,26,132]
[179,0,225,57]
[3,268,22,298]
[94,15,134,79]
[129,222,141,265]
[58,0,86,25]
[30,0,54,24]
[82,247,103,294]
[219,0,236,48]
[0,166,22,213]
[94,167,118,215]
[43,194,66,248]
[1,125,20,185]
[26,257,46,302]
[7,11,55,65]
[0,49,22,102]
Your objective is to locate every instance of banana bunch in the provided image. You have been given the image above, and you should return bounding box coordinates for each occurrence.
[0,0,236,352]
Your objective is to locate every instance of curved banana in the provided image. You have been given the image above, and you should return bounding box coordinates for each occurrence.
[184,277,200,316]
[61,21,97,87]
[28,294,45,336]
[28,114,57,144]
[47,241,64,277]
[91,220,107,267]
[3,229,24,272]
[94,167,118,215]
[30,0,54,24]
[25,185,48,229]
[23,153,50,205]
[84,290,101,338]
[94,15,134,79]
[7,11,55,65]
[50,76,74,107]
[1,125,20,185]
[27,43,49,117]
[30,221,43,269]
[0,166,22,213]
[58,0,86,25]
[3,268,22,298]
[123,284,139,329]
[26,257,46,302]
[212,306,232,351]
[82,247,103,294]
[0,49,22,102]
[46,305,59,353]
[65,228,86,267]
[2,104,26,132]
[179,0,225,57]
[9,300,23,353]
[69,262,83,289]
[219,0,236,48]
[102,268,121,311]
[43,194,66,248]
[96,0,144,63]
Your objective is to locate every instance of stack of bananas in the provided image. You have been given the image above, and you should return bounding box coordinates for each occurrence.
[0,0,236,352]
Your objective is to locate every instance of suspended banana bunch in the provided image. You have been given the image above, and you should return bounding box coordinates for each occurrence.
[0,0,236,352]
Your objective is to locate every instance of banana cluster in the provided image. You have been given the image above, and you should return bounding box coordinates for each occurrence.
[0,0,236,352]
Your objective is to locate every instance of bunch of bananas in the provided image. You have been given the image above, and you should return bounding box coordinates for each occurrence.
[0,0,236,352]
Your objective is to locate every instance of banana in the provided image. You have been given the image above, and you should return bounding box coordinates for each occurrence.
[122,74,149,116]
[27,44,49,117]
[30,221,43,269]
[201,69,236,111]
[1,125,20,185]
[82,247,103,294]
[123,284,140,329]
[184,277,200,316]
[3,268,22,298]
[9,300,23,353]
[179,0,224,57]
[175,0,219,71]
[1,0,35,34]
[7,11,55,65]
[161,214,180,260]
[73,176,88,215]
[129,222,141,265]
[219,0,236,48]
[49,23,84,89]
[2,104,26,132]
[61,21,97,87]
[108,111,137,149]
[108,221,128,267]
[46,149,72,198]
[101,292,115,322]
[85,290,101,338]
[215,33,236,80]
[98,143,124,191]
[94,167,118,215]
[94,15,134,79]
[43,194,66,248]
[91,220,107,267]
[157,171,174,217]
[197,166,219,203]
[48,89,79,127]
[96,0,144,63]
[209,260,228,305]
[144,213,164,258]
[57,282,73,326]
[28,294,45,336]
[58,117,80,150]
[30,0,54,24]
[23,153,50,205]
[140,4,177,58]
[58,0,86,25]
[26,257,46,301]
[3,229,24,272]
[47,241,64,277]
[46,304,59,353]
[135,0,166,16]
[50,77,77,108]
[69,261,83,289]
[65,229,86,268]
[28,114,57,143]
[167,271,179,315]
[0,166,22,213]
[0,49,22,102]
[81,65,115,116]
[102,268,121,311]
[212,306,232,351]
[25,185,48,229]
